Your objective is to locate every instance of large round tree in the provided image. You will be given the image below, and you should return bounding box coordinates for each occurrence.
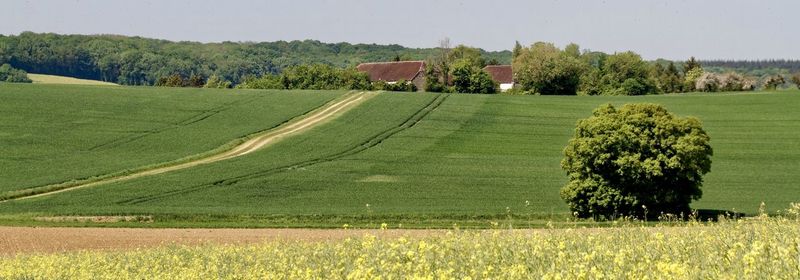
[561,103,712,219]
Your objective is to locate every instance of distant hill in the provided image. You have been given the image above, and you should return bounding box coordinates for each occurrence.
[0,32,511,86]
[28,73,118,86]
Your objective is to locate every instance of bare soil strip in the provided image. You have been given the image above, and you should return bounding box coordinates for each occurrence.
[0,227,445,255]
[15,92,372,201]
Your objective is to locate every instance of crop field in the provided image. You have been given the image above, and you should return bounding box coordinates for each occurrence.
[0,84,799,227]
[27,74,120,86]
[2,216,799,279]
[0,83,344,194]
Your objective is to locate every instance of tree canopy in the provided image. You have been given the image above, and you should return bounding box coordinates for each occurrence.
[561,103,713,219]
[0,64,31,83]
[513,42,585,95]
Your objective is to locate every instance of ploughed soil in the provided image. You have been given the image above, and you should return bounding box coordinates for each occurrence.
[0,226,444,256]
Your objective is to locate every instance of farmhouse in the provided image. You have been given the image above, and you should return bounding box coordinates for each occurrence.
[356,61,426,91]
[483,65,515,92]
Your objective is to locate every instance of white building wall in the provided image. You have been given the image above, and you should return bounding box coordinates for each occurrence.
[499,83,514,92]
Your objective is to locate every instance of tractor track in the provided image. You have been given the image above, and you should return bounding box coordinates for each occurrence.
[4,92,372,202]
[119,93,450,205]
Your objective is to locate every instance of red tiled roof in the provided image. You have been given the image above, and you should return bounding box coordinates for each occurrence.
[356,61,425,82]
[483,65,514,84]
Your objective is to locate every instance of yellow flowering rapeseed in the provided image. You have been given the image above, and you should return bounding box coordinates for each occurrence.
[1,217,799,279]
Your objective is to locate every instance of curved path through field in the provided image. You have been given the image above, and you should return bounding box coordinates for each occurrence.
[13,92,373,201]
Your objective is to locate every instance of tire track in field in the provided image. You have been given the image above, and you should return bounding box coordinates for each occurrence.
[7,92,372,201]
[119,93,450,205]
[87,96,256,151]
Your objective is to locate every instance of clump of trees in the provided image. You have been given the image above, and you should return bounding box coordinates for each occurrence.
[511,42,758,95]
[513,42,584,95]
[0,64,32,83]
[154,74,206,88]
[424,40,498,94]
[561,103,713,219]
[237,64,372,91]
[512,43,660,95]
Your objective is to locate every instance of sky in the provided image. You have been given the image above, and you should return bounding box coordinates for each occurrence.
[2,0,798,60]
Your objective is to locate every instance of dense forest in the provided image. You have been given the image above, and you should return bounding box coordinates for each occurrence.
[0,32,511,86]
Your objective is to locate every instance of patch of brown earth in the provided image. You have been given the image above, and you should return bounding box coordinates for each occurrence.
[0,227,445,256]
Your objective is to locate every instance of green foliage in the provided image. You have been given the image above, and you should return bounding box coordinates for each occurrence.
[281,64,371,90]
[513,42,586,95]
[154,74,205,88]
[512,41,523,59]
[468,69,497,94]
[683,67,705,92]
[237,64,371,90]
[596,52,658,95]
[683,56,702,74]
[203,75,232,89]
[652,62,684,93]
[0,32,511,86]
[373,80,417,92]
[563,43,581,58]
[423,62,447,93]
[236,74,282,89]
[448,45,486,69]
[450,60,497,94]
[792,73,800,89]
[561,103,713,219]
[0,64,32,83]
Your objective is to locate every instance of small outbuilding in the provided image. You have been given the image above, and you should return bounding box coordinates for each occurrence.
[356,61,426,91]
[483,65,515,92]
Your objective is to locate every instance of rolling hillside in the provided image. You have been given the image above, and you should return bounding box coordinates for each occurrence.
[1,84,799,227]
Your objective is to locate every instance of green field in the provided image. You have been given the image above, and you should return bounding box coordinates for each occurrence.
[0,83,344,193]
[1,83,799,227]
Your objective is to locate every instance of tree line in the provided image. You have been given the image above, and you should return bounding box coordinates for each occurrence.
[506,41,798,95]
[0,32,510,86]
[2,32,798,92]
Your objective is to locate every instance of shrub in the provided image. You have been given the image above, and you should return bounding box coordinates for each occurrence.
[203,75,232,89]
[561,103,713,219]
[0,64,32,83]
[695,73,720,92]
[763,75,785,90]
[790,73,800,89]
[236,74,282,89]
[155,74,205,87]
[373,80,416,92]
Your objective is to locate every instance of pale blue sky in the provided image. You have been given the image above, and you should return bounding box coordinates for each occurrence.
[2,0,798,60]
